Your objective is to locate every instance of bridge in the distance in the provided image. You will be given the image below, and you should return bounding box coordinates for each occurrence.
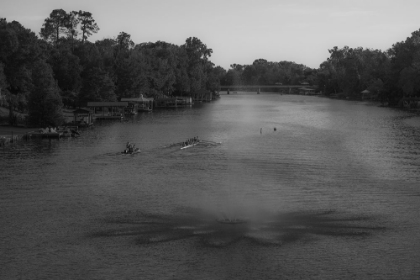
[220,85,311,89]
[219,85,317,94]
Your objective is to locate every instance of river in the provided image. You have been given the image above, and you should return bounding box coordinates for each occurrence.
[1,93,419,279]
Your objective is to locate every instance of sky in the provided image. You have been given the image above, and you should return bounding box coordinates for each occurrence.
[2,0,420,70]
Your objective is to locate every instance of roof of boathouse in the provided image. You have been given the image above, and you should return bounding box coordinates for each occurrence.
[121,94,154,103]
[298,87,315,91]
[120,96,154,102]
[87,102,128,107]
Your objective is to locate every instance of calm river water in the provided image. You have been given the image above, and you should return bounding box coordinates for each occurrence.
[1,93,420,279]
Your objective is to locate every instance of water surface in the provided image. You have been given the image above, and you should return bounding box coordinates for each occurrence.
[1,93,420,279]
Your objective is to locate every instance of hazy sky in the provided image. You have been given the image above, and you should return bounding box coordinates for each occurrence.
[2,0,420,69]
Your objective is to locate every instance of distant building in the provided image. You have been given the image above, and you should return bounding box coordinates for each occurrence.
[87,102,128,120]
[72,108,93,124]
[154,96,192,108]
[298,87,316,95]
[361,89,378,100]
[121,94,154,112]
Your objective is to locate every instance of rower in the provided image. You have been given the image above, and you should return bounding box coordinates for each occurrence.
[125,142,136,153]
[125,142,130,153]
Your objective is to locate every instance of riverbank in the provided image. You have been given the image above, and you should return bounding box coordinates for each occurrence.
[0,126,39,146]
[0,126,38,136]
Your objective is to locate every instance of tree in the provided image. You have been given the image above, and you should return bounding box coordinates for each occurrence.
[0,63,9,107]
[1,19,45,120]
[172,46,190,94]
[78,11,99,43]
[48,47,82,105]
[40,9,68,46]
[116,31,134,52]
[0,20,19,62]
[184,37,212,62]
[79,67,116,104]
[183,37,213,96]
[115,56,147,98]
[387,28,420,105]
[27,60,64,127]
[65,11,79,51]
[317,46,390,99]
[206,64,225,93]
[224,68,242,87]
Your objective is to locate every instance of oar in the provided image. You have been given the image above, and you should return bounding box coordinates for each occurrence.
[200,140,222,144]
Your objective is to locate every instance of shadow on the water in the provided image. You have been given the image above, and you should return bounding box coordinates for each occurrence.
[90,209,385,248]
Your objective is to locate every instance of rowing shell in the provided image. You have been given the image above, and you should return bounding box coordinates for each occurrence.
[180,142,199,150]
[121,148,141,154]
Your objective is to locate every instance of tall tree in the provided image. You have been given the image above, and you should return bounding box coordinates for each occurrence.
[78,11,99,43]
[48,47,81,105]
[115,56,146,98]
[116,31,134,52]
[65,11,79,51]
[183,37,213,96]
[1,19,45,122]
[0,63,9,104]
[27,60,64,127]
[40,9,68,46]
[387,29,420,105]
[79,67,116,104]
[183,37,212,62]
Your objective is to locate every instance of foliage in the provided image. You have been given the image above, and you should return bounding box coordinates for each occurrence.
[77,11,99,43]
[48,47,82,98]
[316,29,420,104]
[40,9,99,47]
[0,19,46,124]
[40,9,68,45]
[2,11,223,127]
[222,59,313,87]
[386,29,420,105]
[79,67,116,104]
[27,60,64,127]
[5,8,420,127]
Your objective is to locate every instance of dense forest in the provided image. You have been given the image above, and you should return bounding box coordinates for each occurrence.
[221,59,316,88]
[0,9,226,126]
[223,29,420,107]
[1,9,420,127]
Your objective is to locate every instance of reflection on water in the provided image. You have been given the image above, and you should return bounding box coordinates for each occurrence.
[93,209,384,248]
[1,94,420,279]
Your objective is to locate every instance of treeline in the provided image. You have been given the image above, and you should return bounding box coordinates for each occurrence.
[221,59,316,87]
[2,9,420,127]
[222,29,420,107]
[317,29,420,106]
[0,9,226,127]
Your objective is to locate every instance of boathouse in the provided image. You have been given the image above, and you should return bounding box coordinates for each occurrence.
[120,94,154,112]
[154,96,193,108]
[361,89,378,100]
[87,102,128,120]
[193,90,213,102]
[72,108,93,124]
[298,87,316,95]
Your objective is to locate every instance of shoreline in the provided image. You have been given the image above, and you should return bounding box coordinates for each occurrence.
[0,126,38,136]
